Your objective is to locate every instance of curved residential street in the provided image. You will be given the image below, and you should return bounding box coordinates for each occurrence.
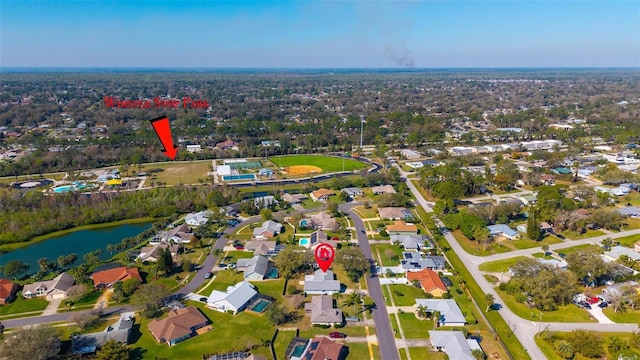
[401,168,639,360]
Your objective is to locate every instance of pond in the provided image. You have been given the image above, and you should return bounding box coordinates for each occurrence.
[0,222,153,274]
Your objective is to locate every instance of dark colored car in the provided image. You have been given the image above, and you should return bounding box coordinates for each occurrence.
[329,332,347,339]
[234,245,245,250]
[199,297,208,302]
[598,302,609,308]
[360,230,365,234]
[582,303,592,310]
[556,234,566,239]
[558,253,566,258]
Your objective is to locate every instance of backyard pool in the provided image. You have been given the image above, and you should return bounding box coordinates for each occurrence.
[250,299,271,313]
[299,238,310,248]
[292,344,306,357]
[299,219,310,227]
[53,185,76,193]
[222,174,257,181]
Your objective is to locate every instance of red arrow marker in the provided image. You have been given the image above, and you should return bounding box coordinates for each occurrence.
[149,116,178,160]
[314,243,335,272]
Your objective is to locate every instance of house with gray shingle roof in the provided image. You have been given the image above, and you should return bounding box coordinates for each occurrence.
[236,255,272,280]
[304,269,341,295]
[207,281,258,314]
[252,220,283,240]
[429,331,482,360]
[416,299,466,326]
[390,234,432,251]
[305,295,343,326]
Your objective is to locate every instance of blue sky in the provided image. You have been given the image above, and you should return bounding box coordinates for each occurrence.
[1,0,639,68]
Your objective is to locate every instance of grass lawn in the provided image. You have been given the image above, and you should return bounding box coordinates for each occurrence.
[129,301,274,359]
[222,250,255,263]
[249,279,285,301]
[496,289,596,323]
[352,205,379,219]
[273,330,296,360]
[451,230,511,256]
[232,224,255,241]
[531,252,553,259]
[208,270,245,292]
[145,160,212,185]
[387,284,427,306]
[535,331,640,360]
[560,229,606,240]
[556,244,597,255]
[0,295,48,316]
[478,256,531,272]
[507,235,562,250]
[298,325,367,339]
[269,155,365,172]
[331,265,359,291]
[615,233,640,247]
[372,244,403,267]
[410,347,446,360]
[397,312,434,339]
[59,290,103,310]
[346,343,375,360]
[603,307,640,323]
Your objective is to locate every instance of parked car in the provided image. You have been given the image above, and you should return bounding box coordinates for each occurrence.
[204,272,212,279]
[558,253,566,258]
[360,229,365,234]
[219,263,228,269]
[199,297,208,302]
[329,332,347,339]
[581,303,592,310]
[234,245,245,250]
[598,301,609,308]
[556,234,566,239]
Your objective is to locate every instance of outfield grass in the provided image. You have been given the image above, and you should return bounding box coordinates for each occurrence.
[145,160,212,185]
[478,256,531,272]
[129,301,273,359]
[603,307,640,323]
[496,289,596,323]
[270,155,366,172]
[0,296,48,316]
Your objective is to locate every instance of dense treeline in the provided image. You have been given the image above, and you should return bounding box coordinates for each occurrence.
[0,185,241,246]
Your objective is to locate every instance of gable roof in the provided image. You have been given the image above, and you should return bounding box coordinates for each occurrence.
[0,278,17,300]
[429,331,477,360]
[311,188,335,199]
[252,220,282,238]
[148,306,208,343]
[305,336,345,360]
[401,253,446,271]
[378,207,411,219]
[487,224,518,238]
[416,299,466,325]
[305,295,343,324]
[407,269,447,293]
[304,269,341,293]
[386,221,418,233]
[23,272,75,296]
[92,267,142,288]
[208,281,258,311]
[371,184,396,194]
[391,234,426,250]
[241,255,270,279]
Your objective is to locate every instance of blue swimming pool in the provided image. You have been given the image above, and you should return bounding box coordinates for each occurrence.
[53,185,76,193]
[299,219,310,227]
[251,299,271,313]
[292,344,306,357]
[222,174,256,181]
[299,238,310,247]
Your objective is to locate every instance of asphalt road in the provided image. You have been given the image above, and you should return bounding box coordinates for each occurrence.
[341,204,400,360]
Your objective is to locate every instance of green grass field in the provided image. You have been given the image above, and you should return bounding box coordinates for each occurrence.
[0,296,48,317]
[269,155,366,172]
[478,256,531,272]
[496,289,596,323]
[144,160,212,185]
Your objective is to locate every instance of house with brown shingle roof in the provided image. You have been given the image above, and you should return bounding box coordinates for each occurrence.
[407,269,447,297]
[386,221,418,235]
[92,267,142,289]
[148,305,209,346]
[301,336,347,360]
[0,278,18,305]
[310,188,335,202]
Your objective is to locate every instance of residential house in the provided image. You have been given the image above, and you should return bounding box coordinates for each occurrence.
[487,224,520,240]
[341,187,363,197]
[519,194,537,205]
[304,269,341,295]
[254,195,278,207]
[422,159,441,167]
[604,246,640,262]
[23,272,75,300]
[386,221,418,235]
[252,220,283,240]
[92,267,142,289]
[71,312,135,355]
[297,337,347,360]
[390,234,432,251]
[236,255,272,281]
[540,174,555,186]
[261,140,280,147]
[416,299,466,327]
[207,281,258,314]
[216,139,240,151]
[308,230,339,250]
[0,278,18,305]
[617,206,640,218]
[428,331,482,360]
[185,144,202,153]
[371,184,396,195]
[137,243,180,263]
[310,188,335,202]
[601,281,640,303]
[184,210,212,226]
[282,193,307,204]
[304,295,343,326]
[401,149,421,160]
[401,252,446,272]
[244,240,283,257]
[538,259,568,270]
[148,306,209,346]
[154,224,195,244]
[379,207,412,220]
[309,212,339,231]
[407,269,447,296]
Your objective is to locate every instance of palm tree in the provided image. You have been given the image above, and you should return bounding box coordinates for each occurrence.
[346,291,363,317]
[555,340,574,359]
[432,310,441,329]
[106,244,114,256]
[416,305,428,320]
[484,293,495,312]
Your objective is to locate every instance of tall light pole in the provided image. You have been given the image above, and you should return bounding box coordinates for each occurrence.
[360,115,365,149]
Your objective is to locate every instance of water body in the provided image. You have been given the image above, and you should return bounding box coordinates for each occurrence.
[0,222,153,274]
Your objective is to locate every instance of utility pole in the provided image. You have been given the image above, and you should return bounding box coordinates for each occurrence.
[360,115,365,149]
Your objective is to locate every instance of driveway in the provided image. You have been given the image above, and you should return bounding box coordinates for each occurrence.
[588,303,614,324]
[41,297,63,316]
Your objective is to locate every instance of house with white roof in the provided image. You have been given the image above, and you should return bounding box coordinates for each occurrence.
[236,255,272,281]
[304,269,341,295]
[390,234,432,251]
[429,331,482,360]
[487,224,520,240]
[252,220,283,240]
[604,246,640,262]
[416,299,466,327]
[207,281,258,314]
[184,210,212,226]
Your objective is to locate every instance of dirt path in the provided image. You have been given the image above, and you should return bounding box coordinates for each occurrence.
[94,288,113,309]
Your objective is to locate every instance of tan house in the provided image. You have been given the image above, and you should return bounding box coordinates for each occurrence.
[137,243,180,262]
[310,188,335,202]
[407,269,447,297]
[23,272,75,300]
[386,221,418,235]
[148,306,209,346]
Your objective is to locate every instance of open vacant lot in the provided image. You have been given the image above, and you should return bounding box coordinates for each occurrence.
[144,161,211,185]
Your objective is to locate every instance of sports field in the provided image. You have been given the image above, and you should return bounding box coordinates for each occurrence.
[269,155,366,173]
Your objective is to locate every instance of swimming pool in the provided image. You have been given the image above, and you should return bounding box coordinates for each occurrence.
[292,344,306,357]
[299,238,310,247]
[251,299,271,313]
[222,174,257,181]
[53,185,76,193]
[299,219,310,227]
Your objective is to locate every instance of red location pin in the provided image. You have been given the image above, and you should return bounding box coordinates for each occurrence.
[314,243,335,272]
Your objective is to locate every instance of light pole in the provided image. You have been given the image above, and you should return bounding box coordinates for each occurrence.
[360,115,365,149]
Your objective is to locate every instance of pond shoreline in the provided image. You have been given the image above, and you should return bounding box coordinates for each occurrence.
[0,217,158,254]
